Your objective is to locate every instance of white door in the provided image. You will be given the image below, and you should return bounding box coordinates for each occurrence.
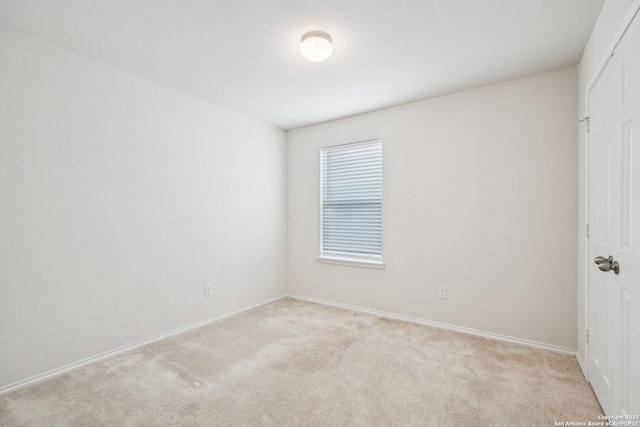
[588,11,640,416]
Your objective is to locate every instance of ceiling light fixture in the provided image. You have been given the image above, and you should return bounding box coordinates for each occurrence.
[300,31,333,62]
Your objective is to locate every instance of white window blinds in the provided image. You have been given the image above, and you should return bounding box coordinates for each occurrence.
[321,140,382,262]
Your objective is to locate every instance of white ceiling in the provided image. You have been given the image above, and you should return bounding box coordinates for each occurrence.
[0,0,604,129]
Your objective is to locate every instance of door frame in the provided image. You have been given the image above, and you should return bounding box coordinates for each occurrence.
[582,0,640,382]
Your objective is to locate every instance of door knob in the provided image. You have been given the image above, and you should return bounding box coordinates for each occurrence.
[595,256,620,274]
[594,256,613,265]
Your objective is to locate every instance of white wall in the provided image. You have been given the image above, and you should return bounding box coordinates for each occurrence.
[288,67,578,350]
[576,0,639,371]
[0,25,287,389]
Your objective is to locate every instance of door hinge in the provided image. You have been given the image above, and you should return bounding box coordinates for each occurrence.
[586,223,590,239]
[586,329,590,345]
[579,116,590,133]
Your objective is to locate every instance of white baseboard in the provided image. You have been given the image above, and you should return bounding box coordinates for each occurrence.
[0,294,286,396]
[286,294,577,356]
[2,292,577,396]
[576,352,589,381]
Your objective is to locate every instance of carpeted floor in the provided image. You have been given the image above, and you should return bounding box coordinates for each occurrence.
[0,297,602,426]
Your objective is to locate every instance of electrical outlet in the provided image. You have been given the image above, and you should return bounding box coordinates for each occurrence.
[205,284,212,297]
[438,287,447,299]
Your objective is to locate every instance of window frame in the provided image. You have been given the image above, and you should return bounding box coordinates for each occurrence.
[317,139,385,270]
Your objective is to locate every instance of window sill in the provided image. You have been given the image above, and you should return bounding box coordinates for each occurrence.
[316,256,385,270]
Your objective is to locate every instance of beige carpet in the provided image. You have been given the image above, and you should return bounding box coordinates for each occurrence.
[1,297,602,426]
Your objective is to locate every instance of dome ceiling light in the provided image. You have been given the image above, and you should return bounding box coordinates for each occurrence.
[300,31,333,62]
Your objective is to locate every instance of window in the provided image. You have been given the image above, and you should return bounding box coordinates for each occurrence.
[318,139,384,269]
